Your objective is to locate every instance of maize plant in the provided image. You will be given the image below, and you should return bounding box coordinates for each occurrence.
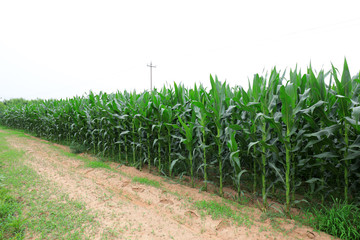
[1,60,360,214]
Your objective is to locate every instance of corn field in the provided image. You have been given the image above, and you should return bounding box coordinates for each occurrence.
[1,60,359,212]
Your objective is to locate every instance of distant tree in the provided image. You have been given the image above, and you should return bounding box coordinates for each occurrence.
[3,98,29,107]
[29,99,45,105]
[0,101,5,113]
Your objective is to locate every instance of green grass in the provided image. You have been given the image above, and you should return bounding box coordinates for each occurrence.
[194,200,252,227]
[312,199,360,240]
[0,126,32,139]
[0,180,25,239]
[292,199,360,240]
[0,128,99,239]
[86,161,111,169]
[132,177,161,188]
[0,129,26,239]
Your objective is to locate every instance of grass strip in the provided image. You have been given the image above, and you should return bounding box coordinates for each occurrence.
[132,177,160,188]
[0,128,99,239]
[194,200,252,227]
[0,178,25,239]
[86,161,111,169]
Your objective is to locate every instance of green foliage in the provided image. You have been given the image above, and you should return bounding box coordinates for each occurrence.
[132,177,160,188]
[0,134,25,239]
[311,199,360,240]
[0,60,359,230]
[0,102,5,114]
[0,182,25,239]
[2,98,28,107]
[86,161,111,169]
[194,200,251,226]
[195,200,234,219]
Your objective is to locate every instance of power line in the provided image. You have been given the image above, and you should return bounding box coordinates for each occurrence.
[283,17,360,38]
[147,61,156,91]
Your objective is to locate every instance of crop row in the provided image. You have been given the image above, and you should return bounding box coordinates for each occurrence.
[1,60,359,212]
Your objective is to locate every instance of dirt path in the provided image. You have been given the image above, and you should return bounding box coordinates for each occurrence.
[6,134,333,240]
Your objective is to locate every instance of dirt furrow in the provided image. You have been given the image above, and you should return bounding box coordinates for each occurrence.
[6,135,333,240]
[7,137,223,239]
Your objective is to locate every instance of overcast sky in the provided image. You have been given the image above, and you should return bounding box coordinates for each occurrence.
[0,0,359,100]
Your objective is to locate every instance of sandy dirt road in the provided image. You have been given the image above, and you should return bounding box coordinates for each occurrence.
[6,134,333,240]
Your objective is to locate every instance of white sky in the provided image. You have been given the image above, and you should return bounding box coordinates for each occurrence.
[0,0,359,100]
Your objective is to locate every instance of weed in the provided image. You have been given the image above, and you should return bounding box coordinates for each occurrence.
[0,184,25,239]
[132,177,160,188]
[311,199,360,240]
[86,161,111,169]
[194,200,252,227]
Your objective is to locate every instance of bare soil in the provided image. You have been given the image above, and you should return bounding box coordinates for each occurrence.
[6,134,334,240]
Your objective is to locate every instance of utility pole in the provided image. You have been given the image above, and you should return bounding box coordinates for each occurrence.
[147,61,156,91]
